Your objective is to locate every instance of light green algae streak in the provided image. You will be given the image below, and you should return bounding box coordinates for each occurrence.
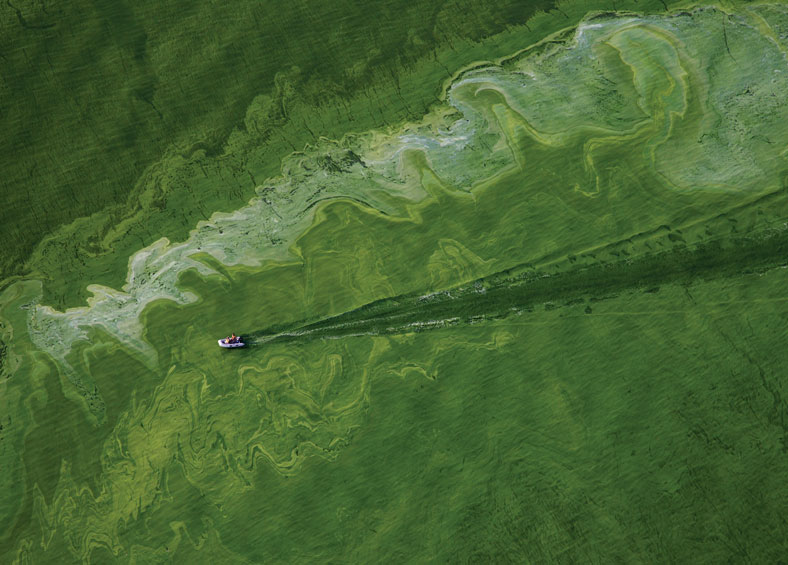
[3,2,788,562]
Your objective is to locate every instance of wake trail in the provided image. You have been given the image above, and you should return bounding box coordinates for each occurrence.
[244,224,788,346]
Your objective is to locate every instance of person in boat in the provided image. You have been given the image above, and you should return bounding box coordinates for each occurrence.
[226,333,239,344]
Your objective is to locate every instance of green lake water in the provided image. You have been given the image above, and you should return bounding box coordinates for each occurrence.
[2,0,788,562]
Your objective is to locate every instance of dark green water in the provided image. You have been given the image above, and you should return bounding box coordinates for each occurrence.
[2,0,788,562]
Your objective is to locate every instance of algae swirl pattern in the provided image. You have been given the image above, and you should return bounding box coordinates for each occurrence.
[2,3,788,562]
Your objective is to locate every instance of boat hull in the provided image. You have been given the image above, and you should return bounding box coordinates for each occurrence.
[218,339,245,348]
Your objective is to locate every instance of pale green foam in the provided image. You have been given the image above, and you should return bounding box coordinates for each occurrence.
[20,5,788,398]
